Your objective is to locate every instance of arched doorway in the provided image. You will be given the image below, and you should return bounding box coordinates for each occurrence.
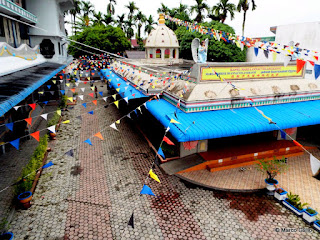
[173,49,176,58]
[165,49,170,58]
[156,49,161,58]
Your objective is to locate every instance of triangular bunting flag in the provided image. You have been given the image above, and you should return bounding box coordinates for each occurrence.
[296,59,306,73]
[272,52,277,62]
[112,94,117,100]
[110,123,118,131]
[310,154,320,176]
[91,87,94,91]
[5,123,14,131]
[81,88,85,92]
[50,91,54,95]
[254,47,259,57]
[99,91,103,96]
[10,138,20,150]
[114,101,119,108]
[13,106,20,111]
[66,83,70,87]
[82,103,87,108]
[57,109,61,116]
[157,147,165,159]
[89,93,94,98]
[75,82,79,87]
[140,184,156,196]
[42,161,53,169]
[280,130,286,140]
[62,120,70,124]
[41,113,48,120]
[52,80,56,84]
[149,169,160,183]
[28,103,36,110]
[84,138,93,145]
[124,97,128,103]
[30,131,40,141]
[163,136,175,145]
[127,113,131,119]
[314,64,320,80]
[68,97,73,102]
[94,132,104,140]
[116,88,120,92]
[60,90,65,95]
[293,140,303,148]
[166,126,170,132]
[65,149,74,157]
[88,111,94,115]
[38,91,44,95]
[128,213,134,228]
[92,100,97,105]
[47,125,56,133]
[116,120,120,124]
[70,88,76,93]
[284,56,291,67]
[24,117,32,126]
[59,80,63,83]
[78,95,84,100]
[102,97,107,102]
[170,119,180,124]
[42,101,48,105]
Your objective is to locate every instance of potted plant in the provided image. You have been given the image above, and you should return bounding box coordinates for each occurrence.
[283,192,308,216]
[314,220,320,232]
[274,187,287,201]
[0,232,14,240]
[17,191,32,209]
[256,157,288,194]
[303,208,318,224]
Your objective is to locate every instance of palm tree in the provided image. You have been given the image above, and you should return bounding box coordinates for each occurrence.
[125,1,138,21]
[190,0,210,23]
[144,15,156,35]
[174,3,191,22]
[134,11,146,39]
[237,0,257,36]
[125,19,135,39]
[74,15,91,30]
[157,3,170,14]
[107,0,116,15]
[69,0,82,35]
[82,1,94,17]
[93,11,104,26]
[103,13,114,26]
[212,0,235,23]
[116,14,126,30]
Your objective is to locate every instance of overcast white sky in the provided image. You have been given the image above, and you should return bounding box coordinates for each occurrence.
[67,0,320,38]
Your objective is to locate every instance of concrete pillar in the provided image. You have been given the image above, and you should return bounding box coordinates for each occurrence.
[175,48,179,59]
[161,48,165,60]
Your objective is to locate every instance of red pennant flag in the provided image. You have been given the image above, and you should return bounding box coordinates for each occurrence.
[308,60,315,66]
[83,81,87,84]
[70,88,76,93]
[92,100,97,105]
[94,132,104,140]
[59,75,63,79]
[132,94,136,97]
[91,72,95,76]
[314,56,319,61]
[293,140,303,148]
[89,93,94,98]
[163,136,175,145]
[63,70,65,74]
[25,117,32,125]
[117,83,121,87]
[30,131,40,142]
[296,59,306,73]
[28,103,36,110]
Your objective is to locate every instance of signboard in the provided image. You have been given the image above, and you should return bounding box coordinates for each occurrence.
[201,64,304,81]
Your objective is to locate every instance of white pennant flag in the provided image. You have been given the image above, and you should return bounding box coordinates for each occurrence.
[126,82,130,85]
[81,88,85,92]
[59,80,63,83]
[284,56,291,67]
[50,91,54,95]
[127,113,131,119]
[109,123,118,131]
[124,97,129,103]
[75,82,79,86]
[47,125,56,133]
[41,113,48,120]
[166,126,170,132]
[14,106,20,111]
[240,43,244,51]
[214,30,221,41]
[310,154,320,176]
[143,102,148,109]
[78,95,84,100]
[102,97,108,102]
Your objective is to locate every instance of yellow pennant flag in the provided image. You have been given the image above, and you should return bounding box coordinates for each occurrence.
[56,109,61,116]
[62,120,70,124]
[112,94,117,100]
[109,79,112,82]
[88,77,90,80]
[91,87,94,91]
[116,120,120,124]
[137,106,141,112]
[52,80,56,84]
[74,71,77,75]
[272,52,277,62]
[66,83,70,87]
[116,88,120,92]
[80,74,82,77]
[114,100,119,108]
[152,85,155,89]
[68,97,73,102]
[38,91,44,95]
[170,119,180,124]
[149,169,160,183]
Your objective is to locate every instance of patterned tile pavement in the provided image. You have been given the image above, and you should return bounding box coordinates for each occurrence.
[5,83,320,239]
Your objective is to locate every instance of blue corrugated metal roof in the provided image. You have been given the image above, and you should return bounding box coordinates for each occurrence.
[146,99,320,142]
[0,63,66,117]
[101,69,146,99]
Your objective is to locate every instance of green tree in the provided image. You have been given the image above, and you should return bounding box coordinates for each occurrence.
[237,0,257,36]
[107,0,116,15]
[103,13,114,26]
[116,13,126,30]
[68,0,82,35]
[134,11,146,39]
[125,19,135,39]
[126,1,138,21]
[93,11,104,26]
[212,0,236,23]
[68,25,131,57]
[190,0,209,23]
[157,3,170,14]
[175,21,246,62]
[81,1,94,17]
[144,15,156,35]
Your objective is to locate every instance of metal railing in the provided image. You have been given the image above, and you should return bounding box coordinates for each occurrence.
[0,0,37,23]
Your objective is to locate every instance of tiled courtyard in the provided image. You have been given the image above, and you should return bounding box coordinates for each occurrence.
[3,84,320,239]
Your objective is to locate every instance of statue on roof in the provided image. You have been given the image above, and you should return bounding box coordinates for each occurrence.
[191,38,209,63]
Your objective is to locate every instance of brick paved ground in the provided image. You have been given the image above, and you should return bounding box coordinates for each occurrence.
[177,151,320,210]
[6,82,320,239]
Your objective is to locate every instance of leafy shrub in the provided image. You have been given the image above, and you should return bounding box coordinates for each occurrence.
[59,95,68,109]
[47,112,61,128]
[286,192,308,210]
[14,135,48,195]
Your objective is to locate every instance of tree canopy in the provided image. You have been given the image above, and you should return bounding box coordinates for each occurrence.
[68,25,131,57]
[175,21,246,62]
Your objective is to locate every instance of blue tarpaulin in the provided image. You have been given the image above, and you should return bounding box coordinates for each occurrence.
[101,68,146,100]
[146,99,320,142]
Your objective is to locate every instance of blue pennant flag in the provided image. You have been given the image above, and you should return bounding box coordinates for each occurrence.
[43,101,48,105]
[157,147,165,159]
[254,47,259,57]
[280,130,286,140]
[10,138,20,150]
[99,91,103,96]
[88,111,94,115]
[60,90,65,95]
[315,64,320,80]
[42,161,53,169]
[140,184,156,196]
[84,138,92,145]
[5,122,14,131]
[47,85,51,89]
[82,103,87,108]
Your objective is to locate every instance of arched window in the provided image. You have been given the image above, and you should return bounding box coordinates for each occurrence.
[149,49,153,58]
[156,49,161,58]
[172,49,176,58]
[165,49,170,58]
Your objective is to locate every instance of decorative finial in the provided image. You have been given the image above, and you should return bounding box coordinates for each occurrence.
[159,13,165,25]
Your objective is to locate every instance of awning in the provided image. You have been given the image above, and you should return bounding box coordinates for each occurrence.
[146,99,320,142]
[0,62,66,116]
[101,69,146,100]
